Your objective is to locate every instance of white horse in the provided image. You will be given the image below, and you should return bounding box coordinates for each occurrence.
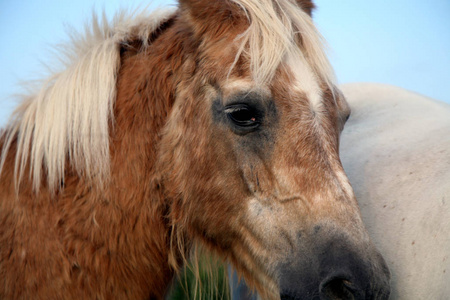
[340,82,450,299]
[231,83,450,299]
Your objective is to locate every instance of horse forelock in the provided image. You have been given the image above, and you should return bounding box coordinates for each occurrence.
[179,0,334,90]
[228,0,335,88]
[0,7,176,193]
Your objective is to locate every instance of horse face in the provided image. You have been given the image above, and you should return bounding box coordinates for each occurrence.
[160,72,389,299]
[158,1,390,298]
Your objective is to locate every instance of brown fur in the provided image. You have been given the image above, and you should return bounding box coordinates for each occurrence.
[0,1,388,299]
[296,0,315,16]
[0,13,183,300]
[0,7,245,299]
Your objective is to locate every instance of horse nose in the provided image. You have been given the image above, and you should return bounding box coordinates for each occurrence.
[317,243,390,300]
[279,233,390,300]
[320,274,363,299]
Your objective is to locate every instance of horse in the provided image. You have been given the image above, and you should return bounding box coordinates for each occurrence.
[340,83,450,299]
[0,1,390,299]
[230,83,450,299]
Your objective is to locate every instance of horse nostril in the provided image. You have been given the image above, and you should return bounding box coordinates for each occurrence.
[320,277,356,300]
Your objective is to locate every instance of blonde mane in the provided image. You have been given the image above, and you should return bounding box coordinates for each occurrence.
[0,7,176,192]
[231,0,335,87]
[0,0,334,194]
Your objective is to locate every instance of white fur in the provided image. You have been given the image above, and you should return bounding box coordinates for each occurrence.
[0,7,176,192]
[340,83,450,299]
[284,48,324,115]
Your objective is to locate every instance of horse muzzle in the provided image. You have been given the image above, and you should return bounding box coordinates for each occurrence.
[278,229,391,300]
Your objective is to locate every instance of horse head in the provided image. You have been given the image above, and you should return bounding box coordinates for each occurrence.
[155,0,390,298]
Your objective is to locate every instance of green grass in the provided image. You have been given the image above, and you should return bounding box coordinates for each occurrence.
[167,256,230,300]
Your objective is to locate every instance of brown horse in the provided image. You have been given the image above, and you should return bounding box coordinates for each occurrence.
[0,1,390,299]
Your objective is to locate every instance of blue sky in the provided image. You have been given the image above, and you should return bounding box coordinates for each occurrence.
[1,0,449,127]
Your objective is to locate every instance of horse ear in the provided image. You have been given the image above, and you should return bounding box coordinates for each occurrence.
[178,0,246,38]
[178,0,242,23]
[296,0,316,16]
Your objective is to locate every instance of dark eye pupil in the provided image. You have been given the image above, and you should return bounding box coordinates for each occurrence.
[225,105,259,127]
[230,109,255,123]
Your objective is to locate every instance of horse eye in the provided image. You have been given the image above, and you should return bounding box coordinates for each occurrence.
[224,105,260,127]
[344,112,351,123]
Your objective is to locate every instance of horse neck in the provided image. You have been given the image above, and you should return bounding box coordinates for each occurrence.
[0,17,191,298]
[103,22,189,293]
